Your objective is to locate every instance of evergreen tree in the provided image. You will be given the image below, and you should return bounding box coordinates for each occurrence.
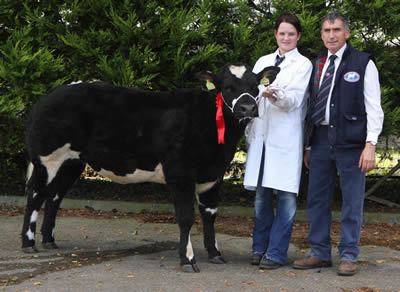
[0,0,398,189]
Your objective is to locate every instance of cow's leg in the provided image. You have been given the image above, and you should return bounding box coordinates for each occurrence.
[157,111,200,272]
[167,179,199,273]
[41,159,85,249]
[21,158,84,252]
[197,183,226,264]
[21,162,48,253]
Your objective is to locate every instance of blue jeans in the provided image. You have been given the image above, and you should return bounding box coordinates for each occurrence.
[307,126,365,262]
[252,185,297,265]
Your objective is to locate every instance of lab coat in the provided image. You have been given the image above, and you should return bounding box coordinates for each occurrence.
[243,48,312,194]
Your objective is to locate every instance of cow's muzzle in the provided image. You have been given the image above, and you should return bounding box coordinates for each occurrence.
[228,93,259,120]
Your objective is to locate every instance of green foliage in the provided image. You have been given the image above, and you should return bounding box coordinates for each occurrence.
[0,0,399,190]
[0,113,26,191]
[0,19,66,189]
[341,0,400,137]
[0,27,65,114]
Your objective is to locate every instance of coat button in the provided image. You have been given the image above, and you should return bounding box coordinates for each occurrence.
[330,125,334,128]
[331,103,334,107]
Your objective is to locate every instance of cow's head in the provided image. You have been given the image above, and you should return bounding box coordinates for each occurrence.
[197,64,280,121]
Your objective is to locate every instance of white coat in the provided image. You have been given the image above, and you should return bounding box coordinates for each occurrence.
[243,48,312,194]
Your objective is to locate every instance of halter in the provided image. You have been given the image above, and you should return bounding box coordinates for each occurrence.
[215,91,259,145]
[220,92,258,113]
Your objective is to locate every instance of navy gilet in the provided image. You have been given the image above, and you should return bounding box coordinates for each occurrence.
[310,43,373,148]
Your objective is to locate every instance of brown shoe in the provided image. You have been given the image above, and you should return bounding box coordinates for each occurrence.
[337,260,357,276]
[292,256,332,270]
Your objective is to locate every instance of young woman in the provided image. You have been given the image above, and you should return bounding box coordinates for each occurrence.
[244,14,312,269]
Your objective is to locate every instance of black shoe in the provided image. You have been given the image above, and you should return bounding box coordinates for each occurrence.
[251,254,263,265]
[259,258,282,270]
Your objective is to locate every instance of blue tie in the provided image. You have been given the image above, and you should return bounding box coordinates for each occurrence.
[275,55,285,66]
[311,55,337,126]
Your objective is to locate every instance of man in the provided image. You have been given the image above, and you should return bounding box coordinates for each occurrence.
[292,11,384,276]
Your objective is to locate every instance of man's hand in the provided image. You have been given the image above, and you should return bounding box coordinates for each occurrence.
[359,142,376,173]
[304,149,310,169]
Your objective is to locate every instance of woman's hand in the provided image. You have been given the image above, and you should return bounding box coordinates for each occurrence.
[262,88,277,102]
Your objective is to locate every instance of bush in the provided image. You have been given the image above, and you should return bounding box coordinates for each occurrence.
[0,25,66,189]
[1,0,399,197]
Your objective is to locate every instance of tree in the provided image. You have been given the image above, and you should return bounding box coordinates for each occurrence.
[248,0,400,138]
[0,0,398,190]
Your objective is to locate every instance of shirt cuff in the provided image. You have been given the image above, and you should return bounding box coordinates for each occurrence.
[366,132,379,145]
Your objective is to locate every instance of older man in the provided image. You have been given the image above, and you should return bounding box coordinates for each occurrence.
[293,11,384,276]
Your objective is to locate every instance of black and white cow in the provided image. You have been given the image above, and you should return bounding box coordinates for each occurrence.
[21,64,279,272]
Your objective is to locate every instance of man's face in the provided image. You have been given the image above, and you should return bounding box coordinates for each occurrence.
[321,18,350,54]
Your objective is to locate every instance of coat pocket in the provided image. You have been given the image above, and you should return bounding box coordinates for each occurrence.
[341,113,367,145]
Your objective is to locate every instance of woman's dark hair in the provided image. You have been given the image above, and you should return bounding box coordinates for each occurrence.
[275,14,302,34]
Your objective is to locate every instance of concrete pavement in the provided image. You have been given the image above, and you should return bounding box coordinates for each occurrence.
[1,209,400,291]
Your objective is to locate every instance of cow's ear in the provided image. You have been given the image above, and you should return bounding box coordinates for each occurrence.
[195,71,217,91]
[257,66,280,86]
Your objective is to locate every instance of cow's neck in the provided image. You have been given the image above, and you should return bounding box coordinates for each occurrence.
[218,106,245,161]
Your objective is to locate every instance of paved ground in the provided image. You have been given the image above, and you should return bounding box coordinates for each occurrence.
[1,212,400,292]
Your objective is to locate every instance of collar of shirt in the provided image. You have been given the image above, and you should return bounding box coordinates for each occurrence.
[327,43,347,67]
[321,43,347,81]
[274,47,299,62]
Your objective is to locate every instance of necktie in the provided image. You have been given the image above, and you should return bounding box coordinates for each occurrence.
[311,55,337,126]
[274,55,285,66]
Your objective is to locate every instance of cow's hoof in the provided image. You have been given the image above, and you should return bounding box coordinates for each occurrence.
[22,246,39,254]
[42,242,59,249]
[209,256,226,264]
[182,263,200,273]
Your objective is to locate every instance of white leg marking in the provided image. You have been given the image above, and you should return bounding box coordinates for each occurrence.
[97,163,166,184]
[26,163,34,181]
[53,194,60,202]
[215,239,219,251]
[32,192,38,198]
[186,234,194,261]
[26,229,34,240]
[40,143,81,185]
[26,210,38,240]
[205,208,218,215]
[30,210,39,223]
[229,65,246,79]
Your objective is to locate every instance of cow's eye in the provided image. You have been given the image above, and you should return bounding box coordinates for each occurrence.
[224,86,233,93]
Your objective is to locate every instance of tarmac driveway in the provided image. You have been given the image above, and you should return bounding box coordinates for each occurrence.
[1,214,400,291]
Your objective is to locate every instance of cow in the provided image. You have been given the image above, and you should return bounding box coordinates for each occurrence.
[21,64,280,272]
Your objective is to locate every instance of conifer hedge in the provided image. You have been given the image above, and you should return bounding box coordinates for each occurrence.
[1,0,399,191]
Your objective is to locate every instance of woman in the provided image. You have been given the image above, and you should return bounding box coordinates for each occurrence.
[244,14,312,269]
